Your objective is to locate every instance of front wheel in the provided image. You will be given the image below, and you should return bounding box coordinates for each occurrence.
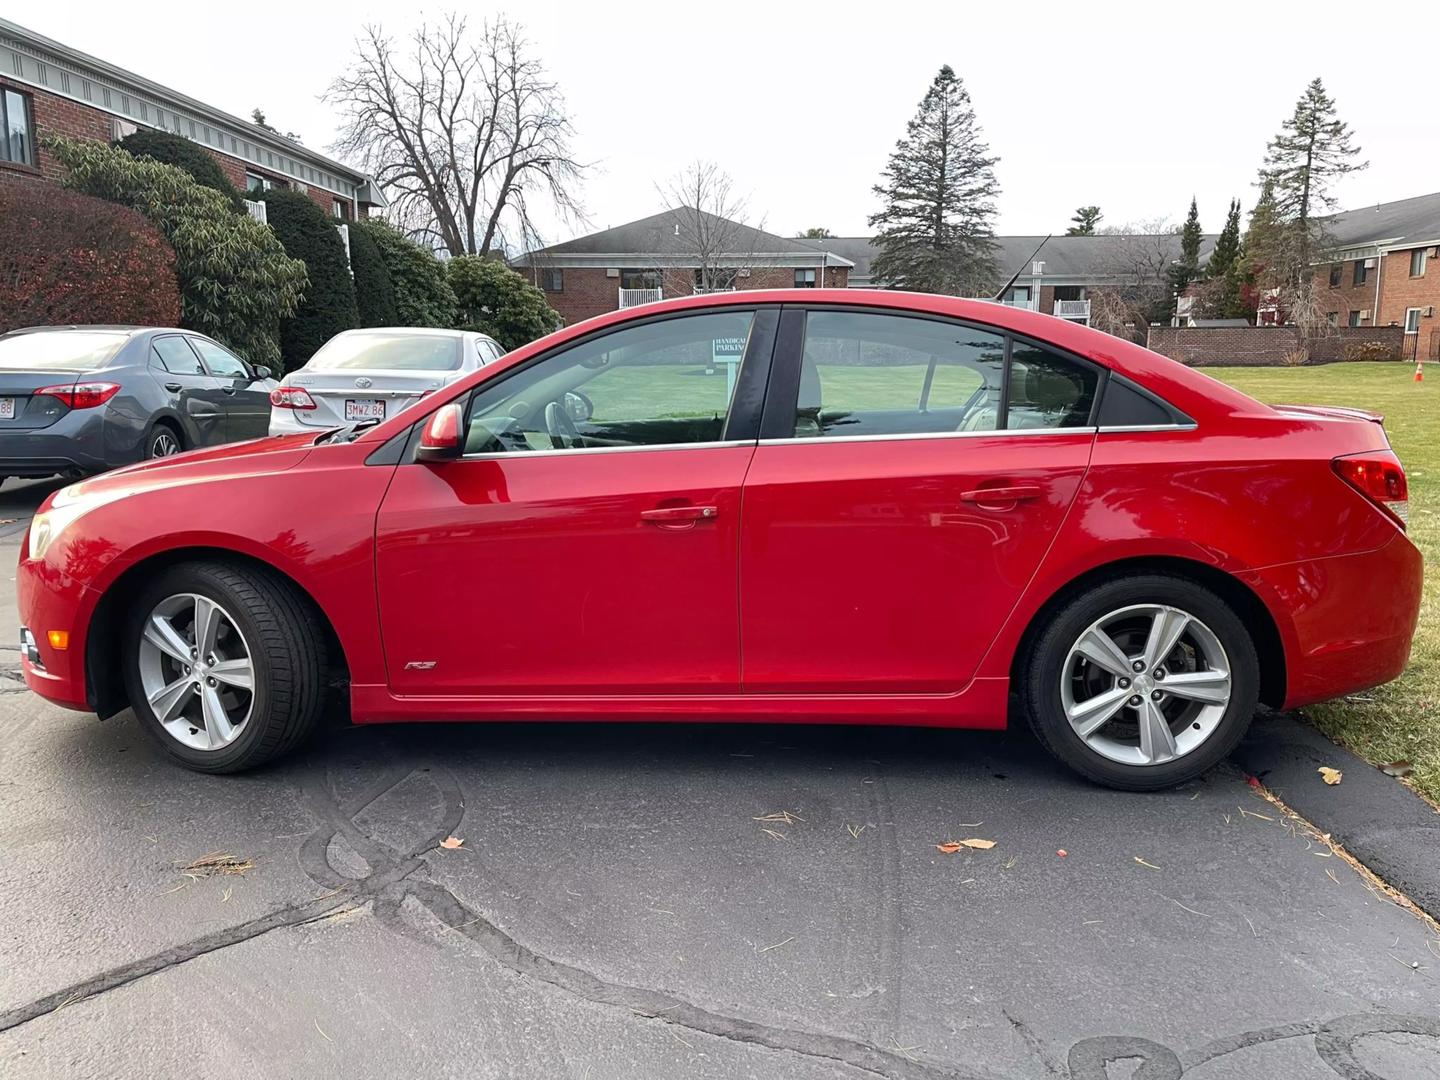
[122,561,328,773]
[1020,574,1259,791]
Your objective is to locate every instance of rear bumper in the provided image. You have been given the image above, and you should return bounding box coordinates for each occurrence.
[0,414,117,477]
[1243,533,1424,710]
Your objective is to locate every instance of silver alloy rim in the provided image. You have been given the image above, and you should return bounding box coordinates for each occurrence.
[1060,603,1232,767]
[138,593,255,751]
[151,430,180,457]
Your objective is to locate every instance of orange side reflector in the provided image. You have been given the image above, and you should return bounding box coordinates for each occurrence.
[47,630,69,650]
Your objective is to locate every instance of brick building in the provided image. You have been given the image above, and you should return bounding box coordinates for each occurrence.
[0,16,383,219]
[1310,192,1440,360]
[513,210,852,325]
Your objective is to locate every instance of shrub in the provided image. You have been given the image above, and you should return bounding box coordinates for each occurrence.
[47,135,307,368]
[1280,347,1309,367]
[447,256,560,350]
[348,223,399,327]
[116,129,245,212]
[0,183,181,333]
[256,189,359,369]
[349,220,455,327]
[1343,340,1399,363]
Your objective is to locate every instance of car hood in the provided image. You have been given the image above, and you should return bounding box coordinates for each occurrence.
[50,434,317,508]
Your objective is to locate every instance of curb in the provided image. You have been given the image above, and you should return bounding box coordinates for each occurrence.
[1231,712,1440,922]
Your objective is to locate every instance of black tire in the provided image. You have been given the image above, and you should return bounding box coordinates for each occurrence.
[1019,573,1259,791]
[121,561,328,773]
[146,422,183,460]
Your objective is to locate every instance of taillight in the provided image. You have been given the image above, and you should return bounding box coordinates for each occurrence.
[270,386,317,410]
[35,382,121,409]
[1333,451,1409,529]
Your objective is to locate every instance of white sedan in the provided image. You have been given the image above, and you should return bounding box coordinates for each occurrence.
[268,328,504,436]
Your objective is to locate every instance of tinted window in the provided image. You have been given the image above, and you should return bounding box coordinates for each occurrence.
[1096,377,1177,427]
[0,331,128,371]
[792,312,1005,438]
[152,337,205,376]
[1006,343,1099,429]
[465,311,754,454]
[190,338,249,379]
[309,334,461,372]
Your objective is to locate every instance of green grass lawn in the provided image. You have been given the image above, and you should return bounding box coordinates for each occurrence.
[1205,363,1439,803]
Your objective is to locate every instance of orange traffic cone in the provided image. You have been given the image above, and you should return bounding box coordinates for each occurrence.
[1416,361,1425,383]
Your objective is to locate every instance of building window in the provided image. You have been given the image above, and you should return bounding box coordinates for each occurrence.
[1411,249,1427,278]
[1,89,35,167]
[1353,261,1368,286]
[540,268,564,292]
[619,269,661,291]
[1405,308,1422,334]
[1328,264,1342,288]
[332,200,345,219]
[1348,310,1362,327]
[794,268,818,288]
[694,267,737,292]
[246,173,266,193]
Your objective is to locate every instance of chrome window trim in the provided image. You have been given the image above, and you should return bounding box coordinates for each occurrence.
[755,427,1099,447]
[460,439,753,461]
[1096,423,1198,434]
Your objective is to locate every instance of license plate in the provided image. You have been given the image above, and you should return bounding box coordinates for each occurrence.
[0,399,14,419]
[345,399,385,421]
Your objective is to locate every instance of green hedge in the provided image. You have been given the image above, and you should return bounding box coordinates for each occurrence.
[349,220,456,327]
[48,135,306,368]
[447,256,559,350]
[257,189,359,369]
[348,223,400,327]
[116,129,245,212]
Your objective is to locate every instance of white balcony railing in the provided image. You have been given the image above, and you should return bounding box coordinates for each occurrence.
[618,287,663,308]
[997,296,1037,310]
[242,198,267,225]
[1053,299,1091,322]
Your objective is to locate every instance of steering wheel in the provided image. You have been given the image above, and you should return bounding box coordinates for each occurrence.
[543,400,580,450]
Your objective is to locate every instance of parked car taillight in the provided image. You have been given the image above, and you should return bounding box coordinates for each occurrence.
[1333,451,1409,529]
[34,382,121,409]
[270,386,317,410]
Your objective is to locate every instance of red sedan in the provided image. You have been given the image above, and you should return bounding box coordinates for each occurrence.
[17,291,1421,789]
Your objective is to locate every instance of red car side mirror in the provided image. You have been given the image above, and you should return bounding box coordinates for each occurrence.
[416,403,464,463]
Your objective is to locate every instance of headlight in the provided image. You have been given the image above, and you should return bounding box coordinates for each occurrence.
[27,483,128,562]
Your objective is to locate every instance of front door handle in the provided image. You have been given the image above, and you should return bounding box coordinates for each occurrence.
[960,484,1043,507]
[640,505,719,528]
[164,382,182,393]
[222,386,236,395]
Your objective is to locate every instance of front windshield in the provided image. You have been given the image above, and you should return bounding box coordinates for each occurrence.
[0,331,128,370]
[307,334,462,372]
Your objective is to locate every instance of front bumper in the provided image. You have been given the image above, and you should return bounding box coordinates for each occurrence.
[17,541,95,711]
[1243,532,1424,710]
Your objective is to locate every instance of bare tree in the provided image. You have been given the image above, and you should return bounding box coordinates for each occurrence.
[327,15,585,257]
[1086,221,1180,341]
[657,162,766,295]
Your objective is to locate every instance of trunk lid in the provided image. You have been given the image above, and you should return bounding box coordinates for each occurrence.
[0,370,102,430]
[284,369,453,428]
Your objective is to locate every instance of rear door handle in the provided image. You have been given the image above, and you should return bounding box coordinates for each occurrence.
[640,505,719,527]
[164,382,182,392]
[960,484,1043,505]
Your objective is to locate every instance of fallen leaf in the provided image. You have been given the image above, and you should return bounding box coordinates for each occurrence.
[1318,767,1343,786]
[961,838,996,850]
[938,838,995,852]
[936,842,964,854]
[439,836,465,850]
[1057,849,1068,858]
[1380,760,1414,778]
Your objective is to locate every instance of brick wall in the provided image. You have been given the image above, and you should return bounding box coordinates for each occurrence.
[534,264,851,325]
[1313,258,1382,326]
[1373,247,1440,334]
[1146,325,1408,366]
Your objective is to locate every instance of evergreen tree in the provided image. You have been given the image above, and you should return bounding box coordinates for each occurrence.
[1206,198,1242,279]
[1164,197,1203,310]
[1066,206,1102,236]
[868,66,999,295]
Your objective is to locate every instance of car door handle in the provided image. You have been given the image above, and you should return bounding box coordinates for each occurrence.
[640,505,719,527]
[221,386,236,395]
[164,382,182,392]
[960,485,1043,505]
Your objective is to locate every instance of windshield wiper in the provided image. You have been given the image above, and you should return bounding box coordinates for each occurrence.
[318,418,384,445]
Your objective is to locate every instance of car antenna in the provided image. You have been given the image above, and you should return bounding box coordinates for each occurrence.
[993,235,1051,301]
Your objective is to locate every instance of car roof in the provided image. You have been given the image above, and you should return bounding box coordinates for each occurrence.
[333,327,487,339]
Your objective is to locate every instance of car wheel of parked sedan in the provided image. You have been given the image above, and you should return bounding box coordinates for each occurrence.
[147,426,182,459]
[122,561,328,773]
[1021,574,1259,792]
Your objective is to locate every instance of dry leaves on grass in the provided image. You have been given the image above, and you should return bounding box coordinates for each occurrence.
[1380,760,1415,778]
[1318,766,1344,786]
[439,836,465,850]
[936,838,996,853]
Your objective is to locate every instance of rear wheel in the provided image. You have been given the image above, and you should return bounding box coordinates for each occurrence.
[147,424,182,459]
[1020,574,1259,791]
[122,561,328,773]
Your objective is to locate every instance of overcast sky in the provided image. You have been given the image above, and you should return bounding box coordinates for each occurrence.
[23,1,1436,246]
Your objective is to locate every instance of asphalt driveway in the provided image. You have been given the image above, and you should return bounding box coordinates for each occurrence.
[0,478,1437,1080]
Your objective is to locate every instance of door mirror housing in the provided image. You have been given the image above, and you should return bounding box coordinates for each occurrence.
[563,390,593,423]
[416,402,464,462]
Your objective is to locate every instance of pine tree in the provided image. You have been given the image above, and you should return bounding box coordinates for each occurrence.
[1165,198,1203,309]
[869,66,999,295]
[1206,199,1242,279]
[1066,206,1101,236]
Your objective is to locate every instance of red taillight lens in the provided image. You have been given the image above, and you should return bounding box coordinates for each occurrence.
[269,386,317,410]
[35,382,121,409]
[1333,451,1409,529]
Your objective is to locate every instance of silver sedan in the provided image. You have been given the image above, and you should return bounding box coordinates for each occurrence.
[268,328,504,436]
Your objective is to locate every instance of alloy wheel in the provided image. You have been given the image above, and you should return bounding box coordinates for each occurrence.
[137,593,255,751]
[1060,603,1232,767]
[151,430,180,457]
